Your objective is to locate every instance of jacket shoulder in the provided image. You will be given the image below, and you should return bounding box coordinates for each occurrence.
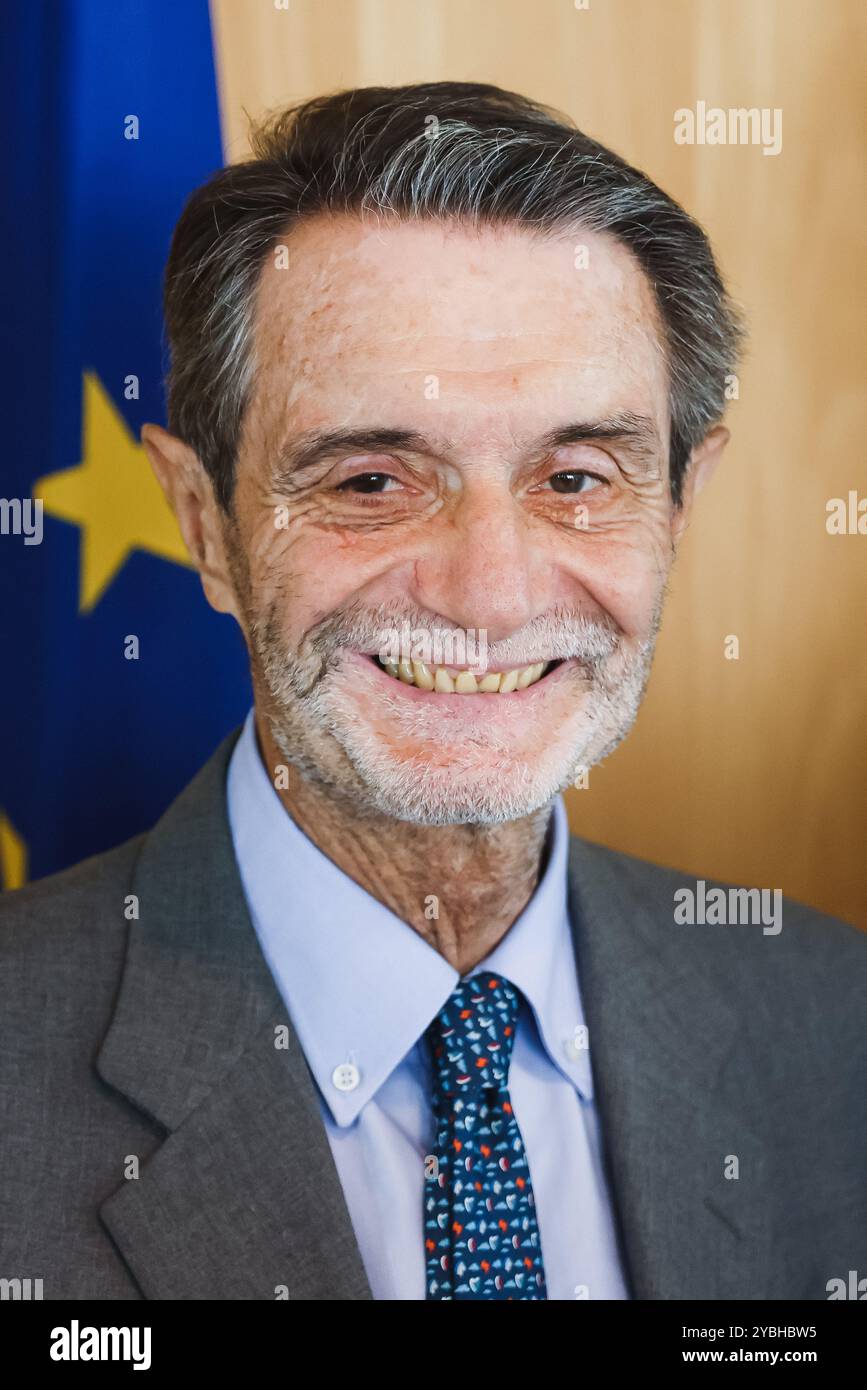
[0,835,145,996]
[567,832,867,972]
[567,833,867,1103]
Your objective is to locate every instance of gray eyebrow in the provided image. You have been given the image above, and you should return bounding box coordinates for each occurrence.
[535,413,662,469]
[270,413,662,489]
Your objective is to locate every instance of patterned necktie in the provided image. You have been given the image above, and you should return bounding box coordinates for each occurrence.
[423,973,547,1299]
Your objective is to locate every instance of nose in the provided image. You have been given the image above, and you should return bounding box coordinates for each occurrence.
[407,480,548,645]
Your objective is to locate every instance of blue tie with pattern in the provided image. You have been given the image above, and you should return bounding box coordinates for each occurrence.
[423,973,548,1299]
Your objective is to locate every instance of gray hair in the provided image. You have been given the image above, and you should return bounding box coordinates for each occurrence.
[163,81,745,510]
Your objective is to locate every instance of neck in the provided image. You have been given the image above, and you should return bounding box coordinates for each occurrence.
[254,715,553,975]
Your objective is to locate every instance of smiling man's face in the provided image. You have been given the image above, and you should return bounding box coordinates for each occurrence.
[218,214,705,824]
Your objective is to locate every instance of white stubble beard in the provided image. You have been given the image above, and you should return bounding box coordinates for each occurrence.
[248,598,663,826]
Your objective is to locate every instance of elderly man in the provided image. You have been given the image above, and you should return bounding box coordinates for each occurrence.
[1,82,864,1302]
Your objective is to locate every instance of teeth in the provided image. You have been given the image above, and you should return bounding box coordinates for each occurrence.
[412,660,435,690]
[376,657,551,693]
[454,671,478,694]
[478,672,502,692]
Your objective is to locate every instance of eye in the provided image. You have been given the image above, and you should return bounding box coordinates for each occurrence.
[546,470,605,494]
[335,472,401,494]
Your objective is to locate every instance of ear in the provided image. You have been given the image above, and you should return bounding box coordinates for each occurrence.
[141,423,240,620]
[670,425,730,546]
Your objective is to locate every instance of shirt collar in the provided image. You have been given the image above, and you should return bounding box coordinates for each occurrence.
[227,708,592,1126]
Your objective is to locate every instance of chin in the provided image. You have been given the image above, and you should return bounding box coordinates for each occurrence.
[328,718,613,826]
[342,765,559,826]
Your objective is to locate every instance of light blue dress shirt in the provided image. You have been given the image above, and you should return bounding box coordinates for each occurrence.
[226,708,629,1300]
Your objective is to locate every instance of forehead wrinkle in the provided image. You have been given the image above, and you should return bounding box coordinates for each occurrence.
[256,255,664,361]
[354,359,623,375]
[248,222,671,469]
[263,319,667,391]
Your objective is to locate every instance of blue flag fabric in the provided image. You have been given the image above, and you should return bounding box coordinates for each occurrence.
[0,0,251,888]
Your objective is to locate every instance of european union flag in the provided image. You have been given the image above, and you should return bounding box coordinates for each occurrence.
[0,0,251,887]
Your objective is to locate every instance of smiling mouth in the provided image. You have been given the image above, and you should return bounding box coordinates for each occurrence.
[367,654,565,694]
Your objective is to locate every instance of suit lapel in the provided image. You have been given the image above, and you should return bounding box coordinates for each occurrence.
[96,731,373,1300]
[567,839,776,1300]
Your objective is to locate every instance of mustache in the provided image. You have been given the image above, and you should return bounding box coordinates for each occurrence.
[304,600,622,668]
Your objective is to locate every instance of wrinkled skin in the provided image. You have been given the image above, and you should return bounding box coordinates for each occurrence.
[144,216,726,971]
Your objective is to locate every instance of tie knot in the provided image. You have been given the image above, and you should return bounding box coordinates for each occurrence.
[425,974,522,1096]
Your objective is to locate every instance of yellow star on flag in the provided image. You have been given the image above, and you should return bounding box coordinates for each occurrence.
[34,371,193,612]
[0,810,27,890]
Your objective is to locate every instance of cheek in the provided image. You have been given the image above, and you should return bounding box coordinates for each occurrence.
[562,516,674,636]
[245,512,397,643]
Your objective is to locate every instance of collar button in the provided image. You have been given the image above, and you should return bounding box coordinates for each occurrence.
[331,1062,361,1092]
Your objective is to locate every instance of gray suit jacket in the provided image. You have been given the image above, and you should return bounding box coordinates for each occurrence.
[1,729,864,1300]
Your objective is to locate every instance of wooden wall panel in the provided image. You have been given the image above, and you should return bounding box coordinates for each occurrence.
[209,0,866,926]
